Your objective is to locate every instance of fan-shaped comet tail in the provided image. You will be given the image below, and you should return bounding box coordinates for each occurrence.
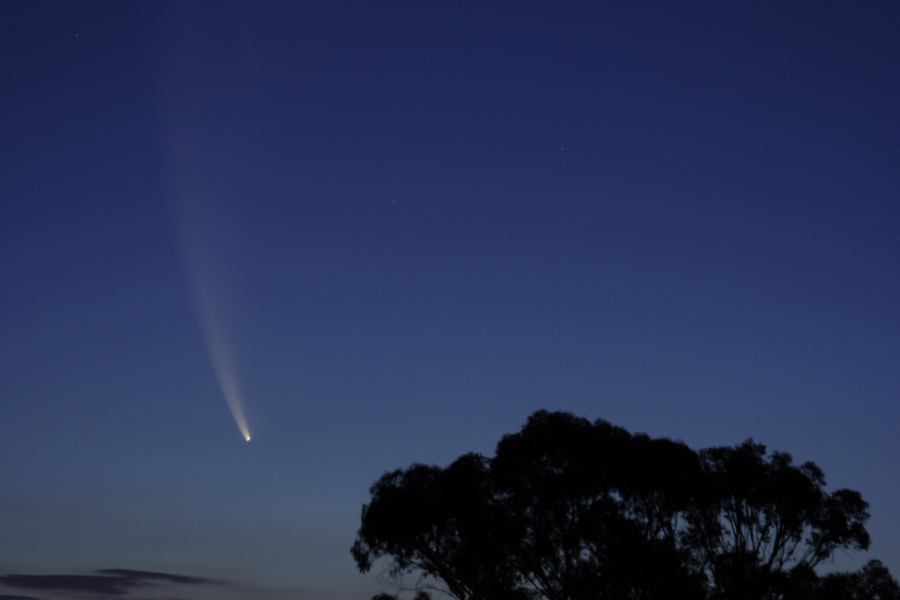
[191,272,253,443]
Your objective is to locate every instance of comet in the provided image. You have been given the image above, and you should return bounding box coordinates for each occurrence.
[189,264,254,444]
[160,93,257,443]
[171,190,254,444]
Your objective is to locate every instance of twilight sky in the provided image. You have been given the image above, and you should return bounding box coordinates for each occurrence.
[1,2,898,599]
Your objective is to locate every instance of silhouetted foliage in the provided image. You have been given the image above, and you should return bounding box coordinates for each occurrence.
[817,560,900,600]
[353,410,896,600]
[682,440,872,600]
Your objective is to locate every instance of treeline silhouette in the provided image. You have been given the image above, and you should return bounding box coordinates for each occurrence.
[353,410,898,600]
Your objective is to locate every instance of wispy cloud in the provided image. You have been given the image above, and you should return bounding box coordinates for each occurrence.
[0,569,222,597]
[94,570,219,587]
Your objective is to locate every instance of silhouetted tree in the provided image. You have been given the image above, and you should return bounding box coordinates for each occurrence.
[353,410,895,600]
[817,560,900,600]
[352,454,526,599]
[490,411,705,600]
[686,441,871,599]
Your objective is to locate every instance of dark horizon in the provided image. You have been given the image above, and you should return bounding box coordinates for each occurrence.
[1,2,898,599]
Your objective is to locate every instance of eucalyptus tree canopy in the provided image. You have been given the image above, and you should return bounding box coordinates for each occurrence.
[352,410,896,600]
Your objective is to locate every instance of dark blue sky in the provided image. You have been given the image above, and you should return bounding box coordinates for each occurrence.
[1,2,898,599]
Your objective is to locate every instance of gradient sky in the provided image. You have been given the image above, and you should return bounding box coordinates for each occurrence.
[1,2,899,599]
